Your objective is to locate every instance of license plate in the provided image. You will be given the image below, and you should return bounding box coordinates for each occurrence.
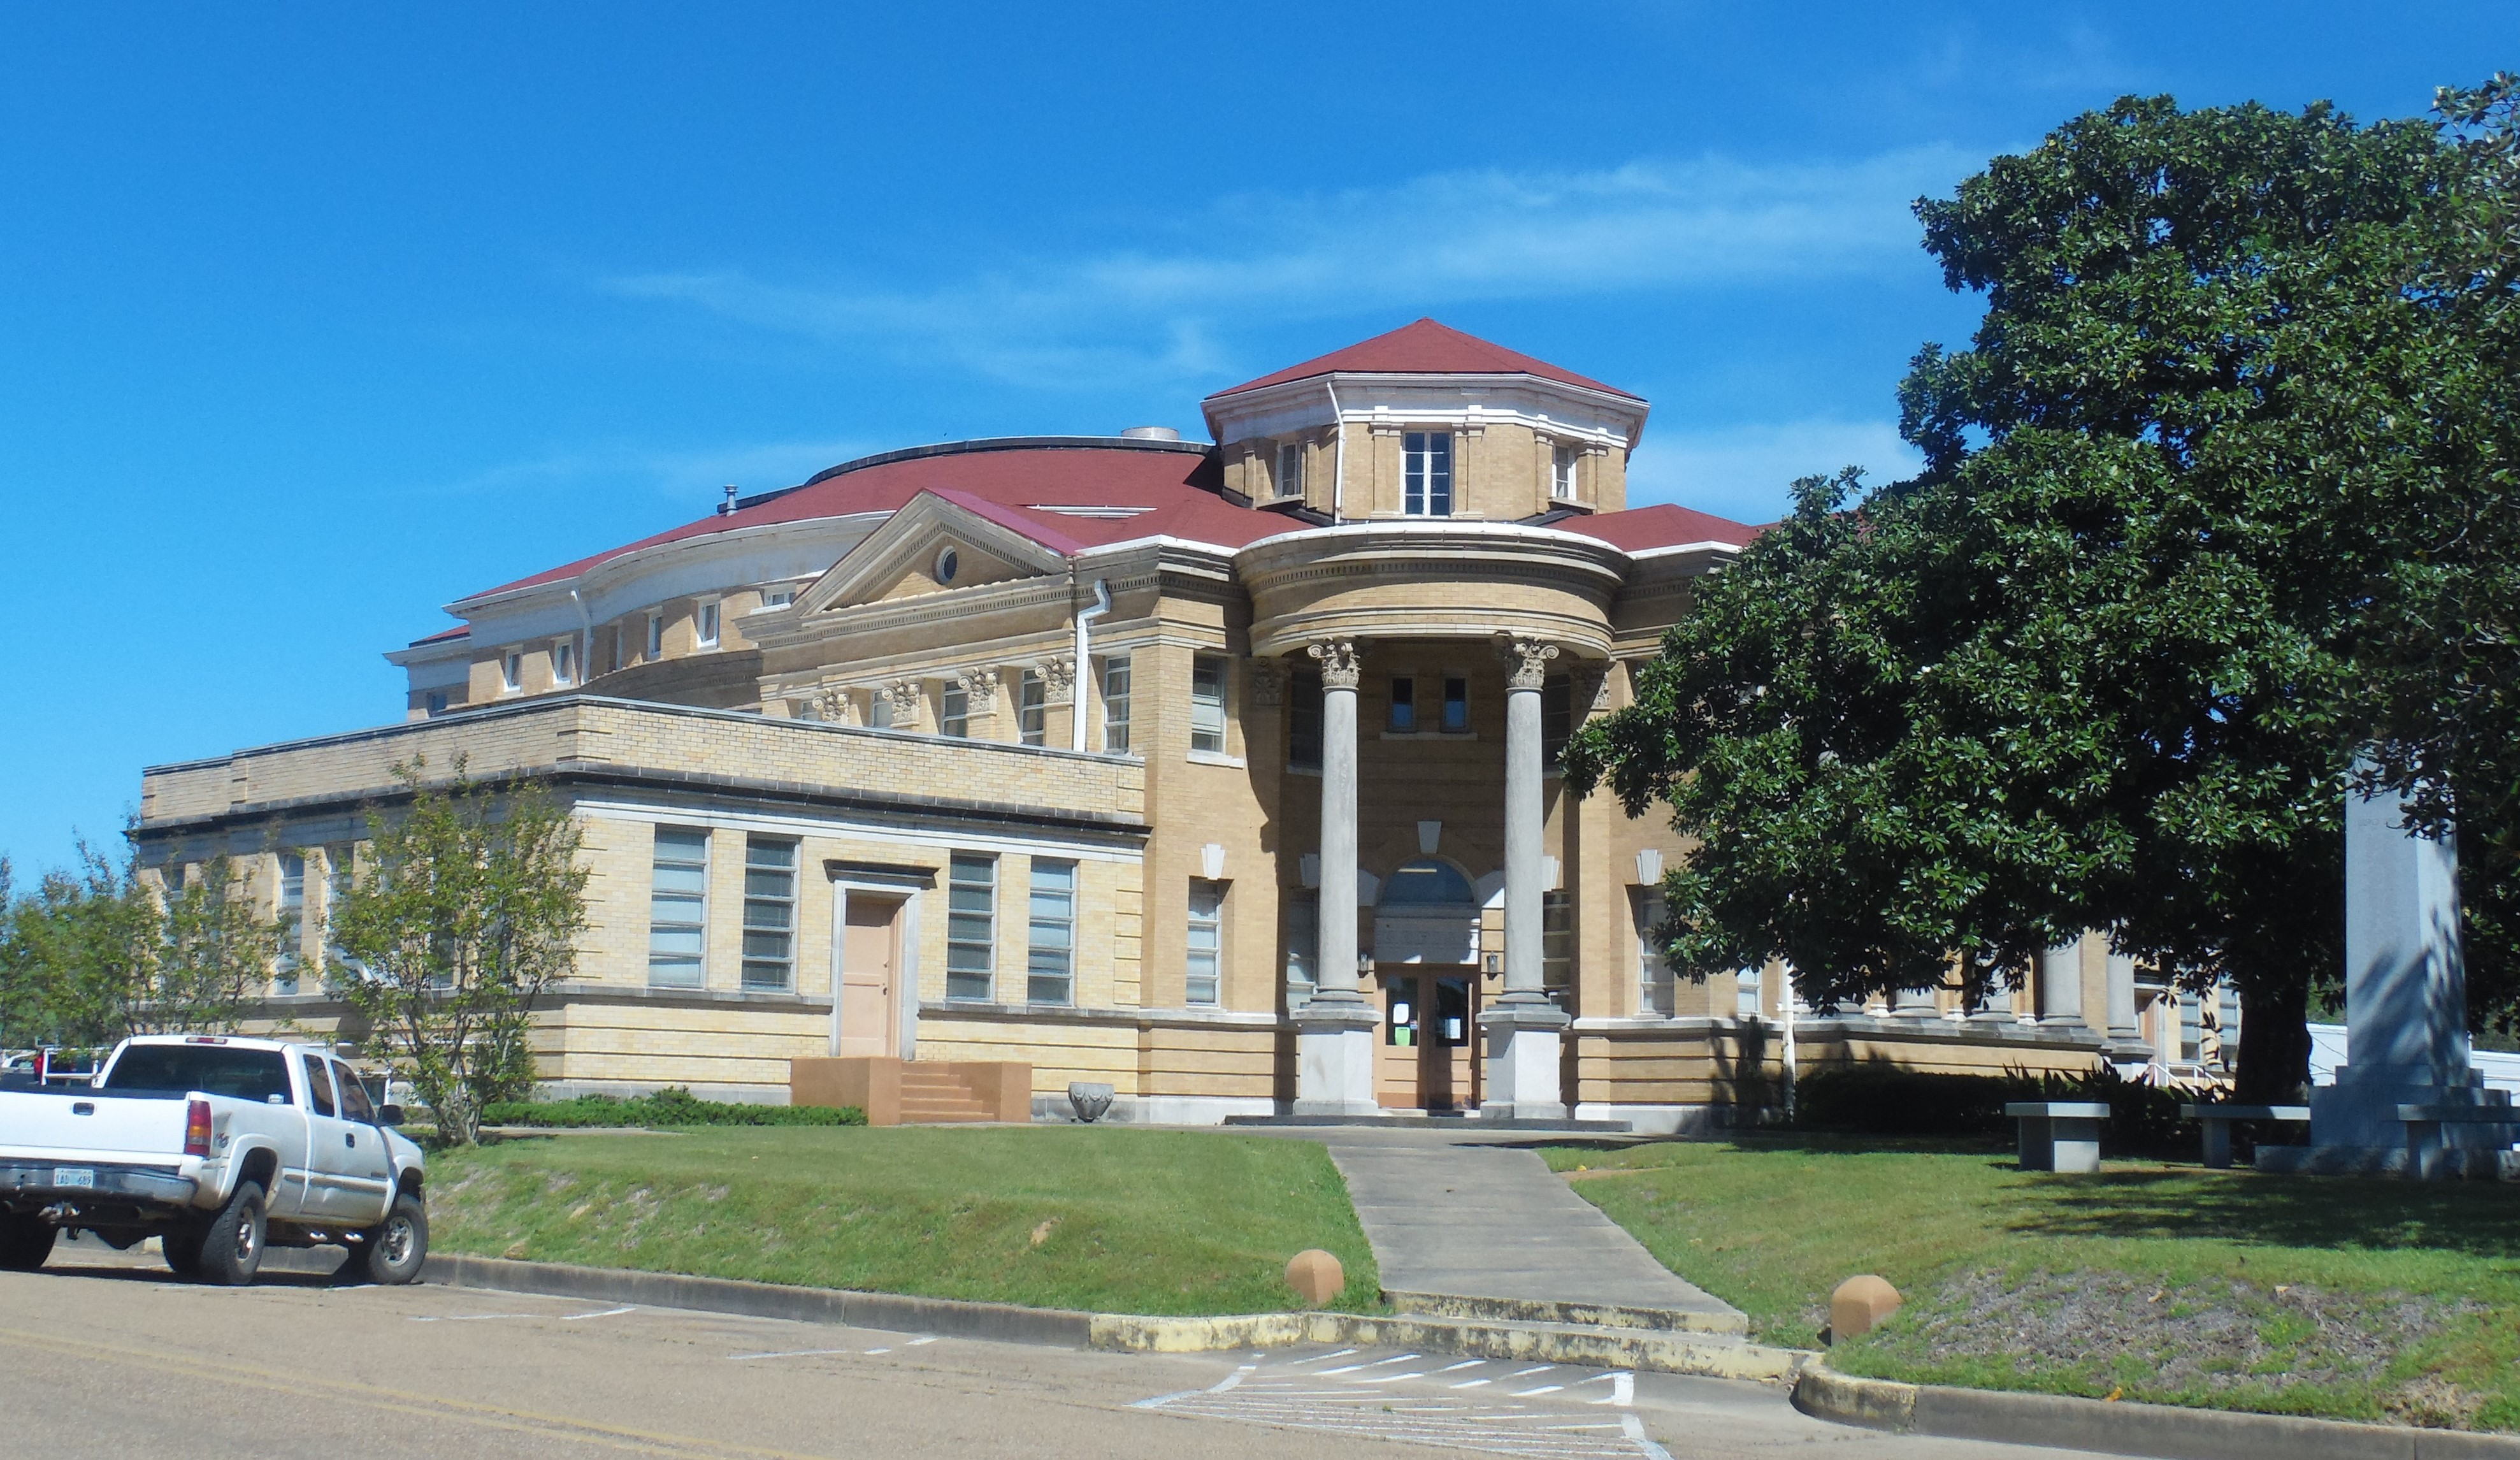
[52,1168,94,1190]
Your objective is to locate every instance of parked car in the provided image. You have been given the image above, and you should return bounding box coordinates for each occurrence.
[0,1035,426,1285]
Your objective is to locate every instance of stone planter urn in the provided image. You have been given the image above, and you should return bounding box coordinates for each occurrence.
[1067,1082,1115,1124]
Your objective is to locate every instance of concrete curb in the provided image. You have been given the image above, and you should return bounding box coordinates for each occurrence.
[1381,1289,1748,1337]
[1791,1358,2520,1459]
[421,1254,1808,1380]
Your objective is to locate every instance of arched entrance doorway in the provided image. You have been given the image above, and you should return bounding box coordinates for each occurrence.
[1372,859,1483,1111]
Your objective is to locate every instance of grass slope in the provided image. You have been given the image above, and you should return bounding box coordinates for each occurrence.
[1543,1136,2520,1431]
[428,1125,1379,1316]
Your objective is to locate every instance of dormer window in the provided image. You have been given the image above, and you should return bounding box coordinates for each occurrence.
[760,584,795,609]
[500,652,522,693]
[696,597,721,649]
[552,640,575,686]
[1404,432,1453,517]
[1552,444,1580,501]
[645,611,664,660]
[1275,442,1304,499]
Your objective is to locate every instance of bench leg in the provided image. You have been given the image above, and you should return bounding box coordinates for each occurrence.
[2052,1118,2103,1175]
[2201,1120,2232,1170]
[2016,1117,2054,1172]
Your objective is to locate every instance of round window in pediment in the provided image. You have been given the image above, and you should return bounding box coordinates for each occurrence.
[935,546,960,584]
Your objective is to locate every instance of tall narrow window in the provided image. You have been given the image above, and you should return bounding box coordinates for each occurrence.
[741,837,796,992]
[1441,676,1469,734]
[324,846,359,981]
[601,626,621,676]
[1026,860,1076,1004]
[500,653,522,693]
[1275,441,1304,498]
[1387,676,1416,734]
[1100,655,1132,753]
[1541,675,1573,763]
[696,598,721,649]
[1403,431,1453,516]
[1287,672,1324,770]
[1285,891,1318,1012]
[1190,655,1227,754]
[552,639,575,687]
[946,853,997,1001]
[1018,670,1047,746]
[1186,881,1225,1006]
[1737,964,1763,1019]
[1541,889,1573,999]
[1552,443,1580,500]
[1634,890,1673,1016]
[2178,994,2203,1063]
[648,828,709,988]
[940,681,970,737]
[645,612,664,660]
[275,852,306,995]
[868,689,894,729]
[425,691,449,716]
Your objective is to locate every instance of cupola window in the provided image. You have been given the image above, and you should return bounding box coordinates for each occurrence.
[1403,431,1453,516]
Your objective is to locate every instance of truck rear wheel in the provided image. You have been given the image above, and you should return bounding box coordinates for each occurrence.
[360,1192,428,1285]
[0,1213,54,1272]
[196,1181,266,1287]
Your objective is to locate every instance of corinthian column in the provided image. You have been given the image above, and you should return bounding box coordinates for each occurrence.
[1483,637,1571,1120]
[1293,639,1378,1115]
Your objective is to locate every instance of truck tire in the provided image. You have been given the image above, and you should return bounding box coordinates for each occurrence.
[195,1181,266,1287]
[0,1213,55,1271]
[359,1191,428,1285]
[161,1224,206,1278]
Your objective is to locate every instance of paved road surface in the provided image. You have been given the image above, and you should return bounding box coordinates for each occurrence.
[3,1242,2112,1460]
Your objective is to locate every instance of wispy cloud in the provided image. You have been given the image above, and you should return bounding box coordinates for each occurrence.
[1630,418,1924,524]
[441,437,874,503]
[601,148,1975,388]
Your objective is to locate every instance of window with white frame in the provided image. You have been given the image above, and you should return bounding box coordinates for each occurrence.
[1101,655,1132,753]
[1026,859,1076,1004]
[645,611,664,660]
[1552,443,1580,500]
[696,598,721,649]
[1440,675,1469,734]
[1737,964,1763,1018]
[1275,441,1304,498]
[760,584,796,608]
[1190,656,1227,754]
[1387,676,1416,733]
[647,828,709,988]
[1632,888,1674,1016]
[1541,889,1573,999]
[946,853,997,1001]
[552,639,575,686]
[740,837,796,992]
[1285,890,1318,1011]
[940,681,970,737]
[425,691,449,716]
[1403,431,1453,516]
[275,852,305,995]
[1186,880,1225,1005]
[500,652,522,693]
[1018,670,1047,746]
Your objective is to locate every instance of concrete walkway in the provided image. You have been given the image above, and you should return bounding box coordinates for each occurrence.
[1251,1125,1738,1323]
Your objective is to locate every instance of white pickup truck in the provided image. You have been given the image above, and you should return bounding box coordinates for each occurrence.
[0,1035,426,1286]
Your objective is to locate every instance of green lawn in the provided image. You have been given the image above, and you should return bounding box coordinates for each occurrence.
[1542,1136,2520,1432]
[426,1125,1379,1316]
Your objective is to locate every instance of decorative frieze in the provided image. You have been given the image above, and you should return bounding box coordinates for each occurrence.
[1248,660,1283,707]
[884,680,925,729]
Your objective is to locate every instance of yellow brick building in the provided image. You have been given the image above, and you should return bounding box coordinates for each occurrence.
[132,321,2206,1127]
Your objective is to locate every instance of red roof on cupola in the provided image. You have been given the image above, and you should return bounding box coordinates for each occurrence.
[1206,318,1641,402]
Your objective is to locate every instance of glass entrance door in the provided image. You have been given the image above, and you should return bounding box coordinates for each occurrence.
[1376,967,1480,1111]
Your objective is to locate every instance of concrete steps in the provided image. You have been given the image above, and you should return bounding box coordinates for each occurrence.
[895,1067,997,1124]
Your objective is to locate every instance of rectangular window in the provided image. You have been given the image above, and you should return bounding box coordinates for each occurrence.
[1403,431,1453,516]
[1018,670,1048,746]
[425,691,449,717]
[946,853,997,1001]
[1288,672,1323,769]
[740,837,796,992]
[1552,443,1580,500]
[1542,675,1573,763]
[1737,965,1762,1020]
[2179,994,2203,1063]
[500,653,522,693]
[1190,656,1227,754]
[1100,655,1132,753]
[646,612,664,660]
[1541,889,1573,997]
[1387,676,1416,734]
[1275,441,1304,498]
[868,689,894,729]
[1186,880,1225,1006]
[940,682,970,738]
[1026,859,1076,1005]
[647,828,710,988]
[552,639,575,687]
[1441,676,1469,733]
[601,626,620,676]
[324,846,357,979]
[275,852,306,995]
[1285,891,1318,1012]
[696,598,721,649]
[1632,889,1672,1016]
[760,584,795,608]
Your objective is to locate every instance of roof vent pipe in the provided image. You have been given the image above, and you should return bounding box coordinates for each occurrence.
[717,484,738,516]
[1071,577,1112,753]
[1118,426,1181,441]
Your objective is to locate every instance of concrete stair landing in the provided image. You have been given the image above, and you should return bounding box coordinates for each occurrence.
[789,1057,1032,1126]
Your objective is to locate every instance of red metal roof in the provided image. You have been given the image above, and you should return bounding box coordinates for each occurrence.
[1559,503,1764,553]
[1206,319,1642,402]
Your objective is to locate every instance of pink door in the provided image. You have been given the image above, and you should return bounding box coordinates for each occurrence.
[840,896,902,1057]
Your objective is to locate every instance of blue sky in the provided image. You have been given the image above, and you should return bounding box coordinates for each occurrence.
[1,3,2510,877]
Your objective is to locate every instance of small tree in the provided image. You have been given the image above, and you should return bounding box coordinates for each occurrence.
[330,756,589,1146]
[0,841,283,1046]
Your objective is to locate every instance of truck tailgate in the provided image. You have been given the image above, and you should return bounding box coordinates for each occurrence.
[0,1090,186,1163]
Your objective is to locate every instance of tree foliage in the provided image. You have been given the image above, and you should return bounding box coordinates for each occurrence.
[1571,80,2519,1101]
[329,757,589,1146]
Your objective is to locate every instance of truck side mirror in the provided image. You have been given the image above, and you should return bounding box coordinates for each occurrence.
[379,1105,405,1126]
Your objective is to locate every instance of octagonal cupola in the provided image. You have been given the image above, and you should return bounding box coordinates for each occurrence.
[1200,318,1650,524]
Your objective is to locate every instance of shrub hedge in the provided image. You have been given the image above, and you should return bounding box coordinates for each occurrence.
[1788,1063,2206,1158]
[482,1086,867,1129]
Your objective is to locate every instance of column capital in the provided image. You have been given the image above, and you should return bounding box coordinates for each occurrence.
[1307,638,1363,690]
[955,667,1001,713]
[1503,637,1560,691]
[1035,656,1076,705]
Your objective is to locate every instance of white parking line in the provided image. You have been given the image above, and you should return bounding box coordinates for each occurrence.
[728,1348,853,1361]
[905,1336,938,1347]
[559,1306,636,1321]
[1513,1384,1566,1396]
[1354,1371,1427,1384]
[1447,1377,1491,1389]
[1509,1364,1557,1376]
[1436,1359,1486,1372]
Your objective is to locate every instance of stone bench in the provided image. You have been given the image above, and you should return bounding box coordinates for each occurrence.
[2398,1102,2518,1179]
[2178,1102,2310,1169]
[2003,1101,2109,1173]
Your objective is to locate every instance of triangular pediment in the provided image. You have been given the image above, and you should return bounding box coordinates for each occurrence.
[796,491,1072,614]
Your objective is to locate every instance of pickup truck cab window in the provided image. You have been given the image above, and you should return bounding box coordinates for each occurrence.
[101,1046,291,1102]
[332,1062,375,1124]
[298,1054,336,1118]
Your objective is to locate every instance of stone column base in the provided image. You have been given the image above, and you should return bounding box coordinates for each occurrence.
[1293,998,1382,1117]
[1481,1000,1570,1121]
